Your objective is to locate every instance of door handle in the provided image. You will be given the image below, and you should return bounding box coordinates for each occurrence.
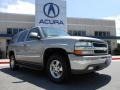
[23,44,30,47]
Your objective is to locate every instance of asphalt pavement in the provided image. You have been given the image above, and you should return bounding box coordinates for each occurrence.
[0,61,120,90]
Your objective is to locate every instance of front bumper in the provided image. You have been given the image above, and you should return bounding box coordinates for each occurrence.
[68,54,111,74]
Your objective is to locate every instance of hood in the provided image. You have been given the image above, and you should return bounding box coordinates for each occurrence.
[45,36,104,42]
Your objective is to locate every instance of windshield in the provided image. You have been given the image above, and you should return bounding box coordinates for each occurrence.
[41,27,69,37]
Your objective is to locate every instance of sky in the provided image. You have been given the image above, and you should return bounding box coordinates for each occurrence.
[0,0,120,36]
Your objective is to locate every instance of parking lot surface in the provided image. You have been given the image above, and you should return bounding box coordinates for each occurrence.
[0,61,120,90]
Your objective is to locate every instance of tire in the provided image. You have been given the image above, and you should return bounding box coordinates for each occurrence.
[9,55,19,71]
[46,54,70,83]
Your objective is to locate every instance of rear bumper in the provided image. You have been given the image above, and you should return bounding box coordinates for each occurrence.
[68,54,111,74]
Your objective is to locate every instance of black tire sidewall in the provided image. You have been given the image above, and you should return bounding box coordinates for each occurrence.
[10,55,18,71]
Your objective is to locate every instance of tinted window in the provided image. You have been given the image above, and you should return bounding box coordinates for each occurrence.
[13,28,19,35]
[17,30,28,42]
[27,28,40,41]
[95,31,110,37]
[12,33,19,43]
[19,28,23,32]
[73,31,78,36]
[7,28,12,35]
[78,31,86,36]
[68,30,73,35]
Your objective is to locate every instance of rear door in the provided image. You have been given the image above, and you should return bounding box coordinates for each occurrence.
[15,30,29,61]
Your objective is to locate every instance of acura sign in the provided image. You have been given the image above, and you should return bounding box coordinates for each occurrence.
[35,0,67,30]
[43,3,59,18]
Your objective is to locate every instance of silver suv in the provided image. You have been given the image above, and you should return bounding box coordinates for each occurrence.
[8,26,111,83]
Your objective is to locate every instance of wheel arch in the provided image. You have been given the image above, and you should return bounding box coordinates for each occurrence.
[43,48,71,70]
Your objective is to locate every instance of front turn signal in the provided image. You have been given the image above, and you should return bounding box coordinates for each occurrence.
[74,50,83,55]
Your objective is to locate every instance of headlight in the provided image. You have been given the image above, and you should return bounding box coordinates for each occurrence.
[75,42,92,47]
[74,41,93,55]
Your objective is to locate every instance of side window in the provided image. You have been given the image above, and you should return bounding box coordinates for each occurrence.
[27,28,40,41]
[17,30,28,42]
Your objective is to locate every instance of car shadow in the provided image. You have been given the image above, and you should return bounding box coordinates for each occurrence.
[0,67,111,90]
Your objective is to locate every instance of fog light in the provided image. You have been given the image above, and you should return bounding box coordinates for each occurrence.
[88,67,94,70]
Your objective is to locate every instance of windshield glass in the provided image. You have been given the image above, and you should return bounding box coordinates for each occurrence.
[41,27,69,37]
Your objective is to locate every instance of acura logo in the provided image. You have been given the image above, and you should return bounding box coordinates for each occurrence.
[43,3,60,18]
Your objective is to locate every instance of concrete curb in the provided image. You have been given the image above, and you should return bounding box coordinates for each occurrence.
[0,60,9,64]
[112,58,120,60]
[0,58,120,64]
[0,62,9,64]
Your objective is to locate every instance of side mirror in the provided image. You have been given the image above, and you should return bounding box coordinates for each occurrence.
[29,32,41,39]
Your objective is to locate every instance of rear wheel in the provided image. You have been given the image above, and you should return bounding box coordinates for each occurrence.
[10,55,19,71]
[46,54,70,83]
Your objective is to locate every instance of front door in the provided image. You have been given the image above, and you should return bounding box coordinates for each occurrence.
[23,27,44,64]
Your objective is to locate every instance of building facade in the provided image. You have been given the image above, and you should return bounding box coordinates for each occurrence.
[0,13,116,58]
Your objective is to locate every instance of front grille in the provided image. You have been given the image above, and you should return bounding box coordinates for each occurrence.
[93,43,107,47]
[93,42,108,55]
[94,50,107,54]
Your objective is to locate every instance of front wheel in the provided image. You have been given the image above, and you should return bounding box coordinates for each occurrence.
[46,54,70,83]
[10,55,19,71]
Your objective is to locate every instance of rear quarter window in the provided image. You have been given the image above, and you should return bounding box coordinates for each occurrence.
[11,34,19,43]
